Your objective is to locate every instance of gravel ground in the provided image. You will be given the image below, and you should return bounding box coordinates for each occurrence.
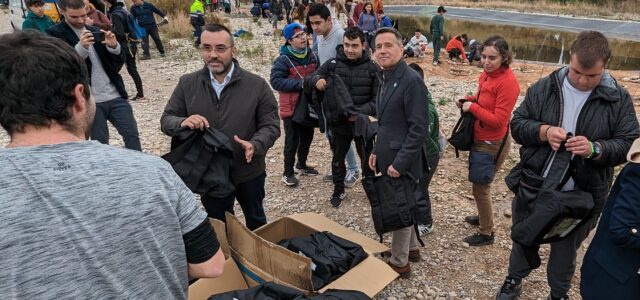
[2,8,637,300]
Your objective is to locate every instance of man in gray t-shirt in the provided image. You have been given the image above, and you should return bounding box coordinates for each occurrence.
[0,31,225,299]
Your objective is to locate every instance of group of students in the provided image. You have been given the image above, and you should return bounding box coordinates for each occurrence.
[269,2,640,299]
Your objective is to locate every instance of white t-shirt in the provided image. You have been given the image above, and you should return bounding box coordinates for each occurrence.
[544,77,592,191]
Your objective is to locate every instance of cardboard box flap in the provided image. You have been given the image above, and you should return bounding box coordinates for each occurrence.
[231,247,311,291]
[209,218,229,259]
[226,213,315,291]
[188,258,248,300]
[286,213,389,254]
[254,217,318,244]
[319,256,398,298]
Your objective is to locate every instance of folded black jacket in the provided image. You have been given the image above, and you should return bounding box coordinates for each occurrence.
[208,282,371,299]
[278,232,368,290]
[162,127,235,198]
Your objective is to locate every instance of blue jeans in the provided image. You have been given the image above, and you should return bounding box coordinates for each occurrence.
[346,142,359,173]
[202,172,267,231]
[91,97,141,151]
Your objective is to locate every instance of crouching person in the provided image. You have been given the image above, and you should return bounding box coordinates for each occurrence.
[0,31,224,298]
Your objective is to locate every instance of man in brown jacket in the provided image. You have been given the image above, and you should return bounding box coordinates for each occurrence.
[161,24,280,230]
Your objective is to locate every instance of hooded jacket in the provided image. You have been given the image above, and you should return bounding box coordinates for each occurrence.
[87,5,113,31]
[22,11,55,33]
[310,45,379,117]
[270,45,318,119]
[507,67,640,209]
[161,61,281,184]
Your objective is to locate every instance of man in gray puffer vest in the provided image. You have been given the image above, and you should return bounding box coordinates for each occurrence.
[311,26,380,208]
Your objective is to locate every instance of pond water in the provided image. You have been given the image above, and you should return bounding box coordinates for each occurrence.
[390,14,640,70]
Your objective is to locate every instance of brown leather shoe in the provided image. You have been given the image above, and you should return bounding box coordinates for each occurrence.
[387,261,411,278]
[381,249,421,262]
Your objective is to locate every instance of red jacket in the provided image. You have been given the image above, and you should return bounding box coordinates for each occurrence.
[270,47,318,119]
[466,67,520,141]
[446,36,467,61]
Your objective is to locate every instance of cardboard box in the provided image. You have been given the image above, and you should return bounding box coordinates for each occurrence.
[188,258,247,300]
[226,212,398,298]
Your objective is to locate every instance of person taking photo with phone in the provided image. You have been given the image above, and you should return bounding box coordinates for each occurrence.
[47,0,142,151]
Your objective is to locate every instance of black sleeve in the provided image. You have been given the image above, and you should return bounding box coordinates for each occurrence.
[183,219,220,264]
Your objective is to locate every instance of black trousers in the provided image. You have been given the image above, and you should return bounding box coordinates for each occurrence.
[282,118,314,176]
[448,48,462,59]
[142,25,165,56]
[125,42,143,97]
[201,172,267,231]
[330,122,374,191]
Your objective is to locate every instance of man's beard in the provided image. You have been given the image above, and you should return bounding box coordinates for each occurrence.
[206,58,233,76]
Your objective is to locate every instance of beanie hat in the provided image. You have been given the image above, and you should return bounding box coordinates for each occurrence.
[283,22,304,41]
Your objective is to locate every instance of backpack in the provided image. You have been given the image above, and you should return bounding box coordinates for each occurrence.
[126,13,146,40]
[447,109,475,157]
[112,8,146,40]
[319,61,358,126]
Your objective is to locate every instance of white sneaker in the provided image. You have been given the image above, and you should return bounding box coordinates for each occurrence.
[344,171,360,188]
[418,224,433,236]
[433,61,438,66]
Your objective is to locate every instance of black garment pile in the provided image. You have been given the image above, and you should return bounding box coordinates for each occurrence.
[277,232,368,290]
[162,127,235,198]
[208,282,371,300]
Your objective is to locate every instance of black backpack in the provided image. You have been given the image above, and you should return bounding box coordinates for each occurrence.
[319,61,358,125]
[448,109,475,157]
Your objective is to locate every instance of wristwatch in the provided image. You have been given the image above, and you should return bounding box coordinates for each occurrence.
[591,142,602,159]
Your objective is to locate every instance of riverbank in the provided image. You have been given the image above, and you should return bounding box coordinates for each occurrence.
[2,9,640,299]
[384,0,640,21]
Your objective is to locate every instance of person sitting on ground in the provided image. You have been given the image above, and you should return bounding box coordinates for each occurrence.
[0,30,225,298]
[84,0,112,31]
[21,0,55,33]
[270,22,320,187]
[404,28,428,58]
[377,10,392,28]
[408,63,441,237]
[446,33,469,63]
[467,39,480,62]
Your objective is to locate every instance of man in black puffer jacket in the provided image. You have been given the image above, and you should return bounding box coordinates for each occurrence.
[311,26,380,208]
[497,31,640,300]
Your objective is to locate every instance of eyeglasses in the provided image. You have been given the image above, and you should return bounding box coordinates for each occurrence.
[200,45,234,54]
[291,33,307,40]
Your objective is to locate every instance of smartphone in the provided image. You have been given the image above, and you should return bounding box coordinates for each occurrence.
[90,31,105,43]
